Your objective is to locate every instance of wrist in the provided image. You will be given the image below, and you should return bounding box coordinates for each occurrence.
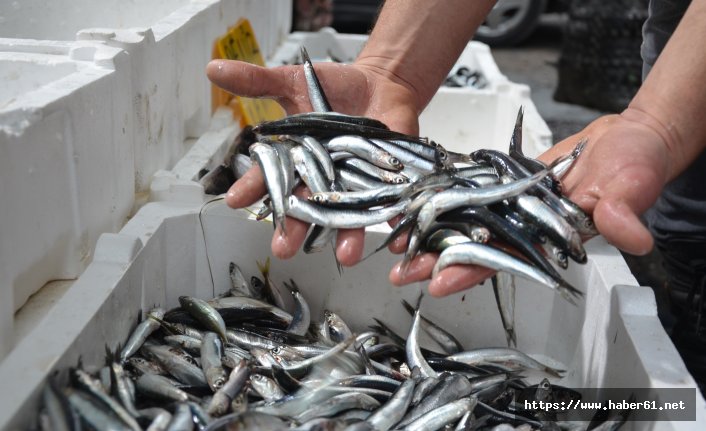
[353,56,426,115]
[620,105,684,181]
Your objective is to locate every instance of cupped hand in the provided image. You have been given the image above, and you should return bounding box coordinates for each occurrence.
[206,58,419,265]
[390,112,671,296]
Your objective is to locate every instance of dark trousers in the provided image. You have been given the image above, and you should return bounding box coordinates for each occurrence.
[656,236,706,394]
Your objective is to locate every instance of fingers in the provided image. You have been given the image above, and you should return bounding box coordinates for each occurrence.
[386,216,408,254]
[428,265,496,297]
[207,60,288,100]
[336,229,365,266]
[225,166,267,209]
[271,217,309,259]
[389,252,496,297]
[578,164,661,256]
[389,253,439,286]
[593,197,654,255]
[389,232,409,254]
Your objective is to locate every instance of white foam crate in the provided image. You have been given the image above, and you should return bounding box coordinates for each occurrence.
[0,0,291,191]
[269,28,552,156]
[0,0,291,359]
[0,42,133,358]
[0,200,703,429]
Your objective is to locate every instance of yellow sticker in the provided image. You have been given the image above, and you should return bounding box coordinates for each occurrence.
[213,18,285,125]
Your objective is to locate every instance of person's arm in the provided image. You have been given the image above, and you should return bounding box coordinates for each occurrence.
[398,0,706,296]
[626,0,706,180]
[356,0,496,116]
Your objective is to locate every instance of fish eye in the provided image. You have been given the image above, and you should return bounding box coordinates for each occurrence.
[557,252,568,265]
[312,195,323,203]
[390,157,401,166]
[272,347,281,354]
[395,177,406,184]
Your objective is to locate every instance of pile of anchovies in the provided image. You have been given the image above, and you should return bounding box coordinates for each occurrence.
[38,261,630,431]
[229,47,597,307]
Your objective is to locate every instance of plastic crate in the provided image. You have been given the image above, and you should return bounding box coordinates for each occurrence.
[0,200,703,429]
[0,0,292,359]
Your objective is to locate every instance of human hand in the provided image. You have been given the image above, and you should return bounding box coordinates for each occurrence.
[389,112,672,296]
[206,58,420,265]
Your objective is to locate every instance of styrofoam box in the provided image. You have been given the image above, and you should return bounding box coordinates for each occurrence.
[0,0,291,359]
[269,28,552,156]
[0,0,291,192]
[0,200,703,429]
[0,41,133,359]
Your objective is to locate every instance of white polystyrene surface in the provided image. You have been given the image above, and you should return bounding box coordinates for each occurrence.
[0,55,77,107]
[0,0,191,40]
[0,42,133,362]
[0,201,703,429]
[0,0,292,360]
[420,81,552,157]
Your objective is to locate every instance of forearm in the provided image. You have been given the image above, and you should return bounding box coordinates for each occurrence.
[356,0,496,114]
[626,0,706,181]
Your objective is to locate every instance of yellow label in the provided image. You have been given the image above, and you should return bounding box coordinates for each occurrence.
[213,18,285,125]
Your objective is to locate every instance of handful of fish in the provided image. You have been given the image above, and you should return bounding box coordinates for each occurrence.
[218,47,597,305]
[38,262,630,430]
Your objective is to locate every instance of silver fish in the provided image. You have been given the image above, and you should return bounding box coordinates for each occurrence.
[135,374,192,403]
[120,307,165,363]
[250,142,288,234]
[179,295,227,342]
[447,347,564,377]
[201,332,228,392]
[402,396,477,431]
[301,46,332,113]
[286,195,410,229]
[492,273,517,348]
[366,374,417,430]
[406,302,438,379]
[433,243,581,304]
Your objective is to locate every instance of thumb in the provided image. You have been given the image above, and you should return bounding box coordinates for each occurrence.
[206,59,292,102]
[590,172,661,256]
[593,197,654,256]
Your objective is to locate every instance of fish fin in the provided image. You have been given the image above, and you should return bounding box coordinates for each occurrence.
[573,137,588,159]
[300,46,312,65]
[256,257,271,280]
[332,241,344,276]
[104,343,120,365]
[414,292,424,311]
[288,279,299,294]
[559,280,584,306]
[509,106,525,157]
[507,330,517,348]
[400,299,415,316]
